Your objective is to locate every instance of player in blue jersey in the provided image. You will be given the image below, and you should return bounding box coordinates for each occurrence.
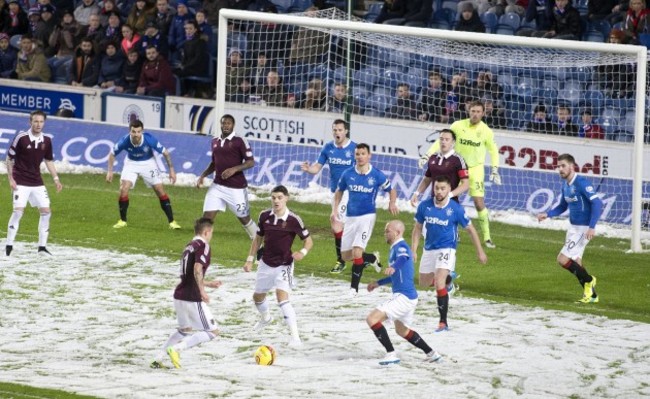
[537,153,603,303]
[366,220,442,365]
[301,119,356,274]
[412,175,487,332]
[333,143,399,297]
[106,119,181,229]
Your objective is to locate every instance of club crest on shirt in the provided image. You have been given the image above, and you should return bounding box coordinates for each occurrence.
[446,208,454,217]
[345,150,352,158]
[282,221,287,228]
[585,185,594,193]
[368,177,375,186]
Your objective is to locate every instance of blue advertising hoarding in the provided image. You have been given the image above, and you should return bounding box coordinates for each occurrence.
[0,112,642,225]
[0,86,84,116]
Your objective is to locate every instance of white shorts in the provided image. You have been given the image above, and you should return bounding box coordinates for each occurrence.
[121,158,162,188]
[203,183,251,218]
[254,260,294,294]
[419,248,457,274]
[174,299,218,331]
[560,225,591,260]
[341,213,376,251]
[376,293,418,327]
[13,185,50,208]
[331,190,349,224]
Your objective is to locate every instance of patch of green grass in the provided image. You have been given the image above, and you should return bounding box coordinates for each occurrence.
[0,383,99,399]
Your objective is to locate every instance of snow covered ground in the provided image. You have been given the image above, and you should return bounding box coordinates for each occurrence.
[1,244,649,399]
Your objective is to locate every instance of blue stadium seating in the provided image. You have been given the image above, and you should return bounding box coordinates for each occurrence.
[441,0,459,11]
[309,63,331,81]
[481,12,498,33]
[332,66,347,84]
[499,12,521,31]
[270,0,293,13]
[380,68,403,89]
[580,89,604,114]
[227,33,248,56]
[366,94,392,116]
[495,24,515,35]
[536,87,558,105]
[584,30,605,42]
[558,87,582,106]
[430,8,456,27]
[364,2,383,21]
[354,67,380,89]
[290,0,313,12]
[589,20,611,39]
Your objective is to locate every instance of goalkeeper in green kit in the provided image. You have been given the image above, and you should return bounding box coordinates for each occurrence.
[419,100,501,248]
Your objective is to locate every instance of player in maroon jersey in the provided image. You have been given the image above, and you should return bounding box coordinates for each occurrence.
[243,185,313,347]
[151,218,222,369]
[196,114,258,240]
[5,110,63,256]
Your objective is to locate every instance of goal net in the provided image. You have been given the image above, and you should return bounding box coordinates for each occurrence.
[217,8,648,252]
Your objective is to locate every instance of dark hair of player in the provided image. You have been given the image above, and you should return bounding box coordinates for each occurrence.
[440,128,456,141]
[129,119,144,130]
[271,185,289,196]
[221,114,235,125]
[434,175,451,185]
[356,143,371,153]
[332,118,348,130]
[557,153,576,165]
[29,110,47,121]
[194,217,214,234]
[468,100,485,111]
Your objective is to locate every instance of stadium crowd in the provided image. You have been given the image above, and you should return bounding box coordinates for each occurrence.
[0,0,647,141]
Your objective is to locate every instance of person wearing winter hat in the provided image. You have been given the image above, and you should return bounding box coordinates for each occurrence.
[0,32,18,78]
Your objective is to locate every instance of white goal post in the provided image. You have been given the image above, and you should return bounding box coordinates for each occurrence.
[216,9,647,252]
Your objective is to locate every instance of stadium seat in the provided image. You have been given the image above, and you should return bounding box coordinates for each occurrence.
[379,68,403,89]
[290,0,313,12]
[366,94,392,116]
[368,45,391,68]
[9,34,21,50]
[639,33,650,49]
[584,30,605,42]
[541,79,560,91]
[441,0,458,11]
[558,87,582,106]
[332,65,347,83]
[309,63,331,81]
[581,89,604,113]
[284,63,308,83]
[622,112,637,133]
[410,53,434,69]
[535,87,559,105]
[270,0,293,13]
[481,12,498,33]
[495,24,515,35]
[404,72,427,93]
[589,19,611,39]
[498,12,521,31]
[388,50,410,68]
[354,67,380,89]
[227,32,248,57]
[430,8,456,27]
[563,79,584,91]
[517,76,538,90]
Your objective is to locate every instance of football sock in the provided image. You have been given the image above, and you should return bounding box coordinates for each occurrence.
[334,231,343,262]
[362,252,377,265]
[38,211,51,247]
[6,209,24,245]
[477,208,491,242]
[351,258,364,291]
[563,260,592,286]
[279,300,299,337]
[158,330,188,360]
[158,195,174,223]
[176,331,216,351]
[118,196,129,222]
[255,298,270,317]
[436,288,449,325]
[371,322,394,352]
[404,329,433,354]
[243,220,258,240]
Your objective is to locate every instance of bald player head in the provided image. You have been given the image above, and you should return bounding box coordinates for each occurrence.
[384,220,405,245]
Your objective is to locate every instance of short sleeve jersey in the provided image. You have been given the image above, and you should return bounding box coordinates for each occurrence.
[337,165,392,217]
[257,208,310,267]
[424,150,469,195]
[173,236,212,302]
[557,174,602,227]
[415,198,471,250]
[449,119,499,169]
[386,239,418,300]
[211,132,254,189]
[8,130,54,187]
[112,133,165,161]
[316,140,356,192]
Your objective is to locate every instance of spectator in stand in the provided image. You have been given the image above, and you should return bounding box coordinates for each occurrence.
[48,9,79,67]
[519,0,582,39]
[79,13,104,50]
[101,11,122,46]
[598,29,636,99]
[249,51,272,94]
[137,45,174,96]
[114,47,141,93]
[194,9,213,52]
[248,4,289,62]
[68,36,100,86]
[167,0,193,64]
[173,19,209,96]
[259,69,285,107]
[120,23,140,55]
[526,104,555,134]
[98,0,121,27]
[327,82,362,114]
[525,0,554,30]
[622,0,649,43]
[578,110,605,139]
[472,70,502,100]
[229,77,251,103]
[98,40,124,89]
[588,0,617,22]
[140,18,168,58]
[455,2,486,32]
[153,0,174,36]
[28,7,45,38]
[441,72,472,123]
[418,70,448,122]
[482,96,507,129]
[607,0,628,26]
[35,4,56,56]
[126,0,155,34]
[387,83,418,120]
[374,0,406,23]
[225,48,248,99]
[16,34,51,81]
[74,0,100,26]
[382,0,431,26]
[51,0,74,20]
[554,105,578,136]
[450,97,474,123]
[0,32,17,78]
[296,78,327,110]
[6,0,29,36]
[288,7,328,65]
[0,0,8,34]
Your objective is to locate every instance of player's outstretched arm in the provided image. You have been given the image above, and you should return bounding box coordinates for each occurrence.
[466,224,488,263]
[244,234,263,272]
[300,161,323,175]
[411,176,432,207]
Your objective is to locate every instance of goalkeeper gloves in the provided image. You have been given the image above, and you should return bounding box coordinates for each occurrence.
[489,166,502,185]
[418,155,428,169]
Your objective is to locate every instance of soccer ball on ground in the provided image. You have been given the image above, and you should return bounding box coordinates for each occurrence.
[254,345,276,366]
